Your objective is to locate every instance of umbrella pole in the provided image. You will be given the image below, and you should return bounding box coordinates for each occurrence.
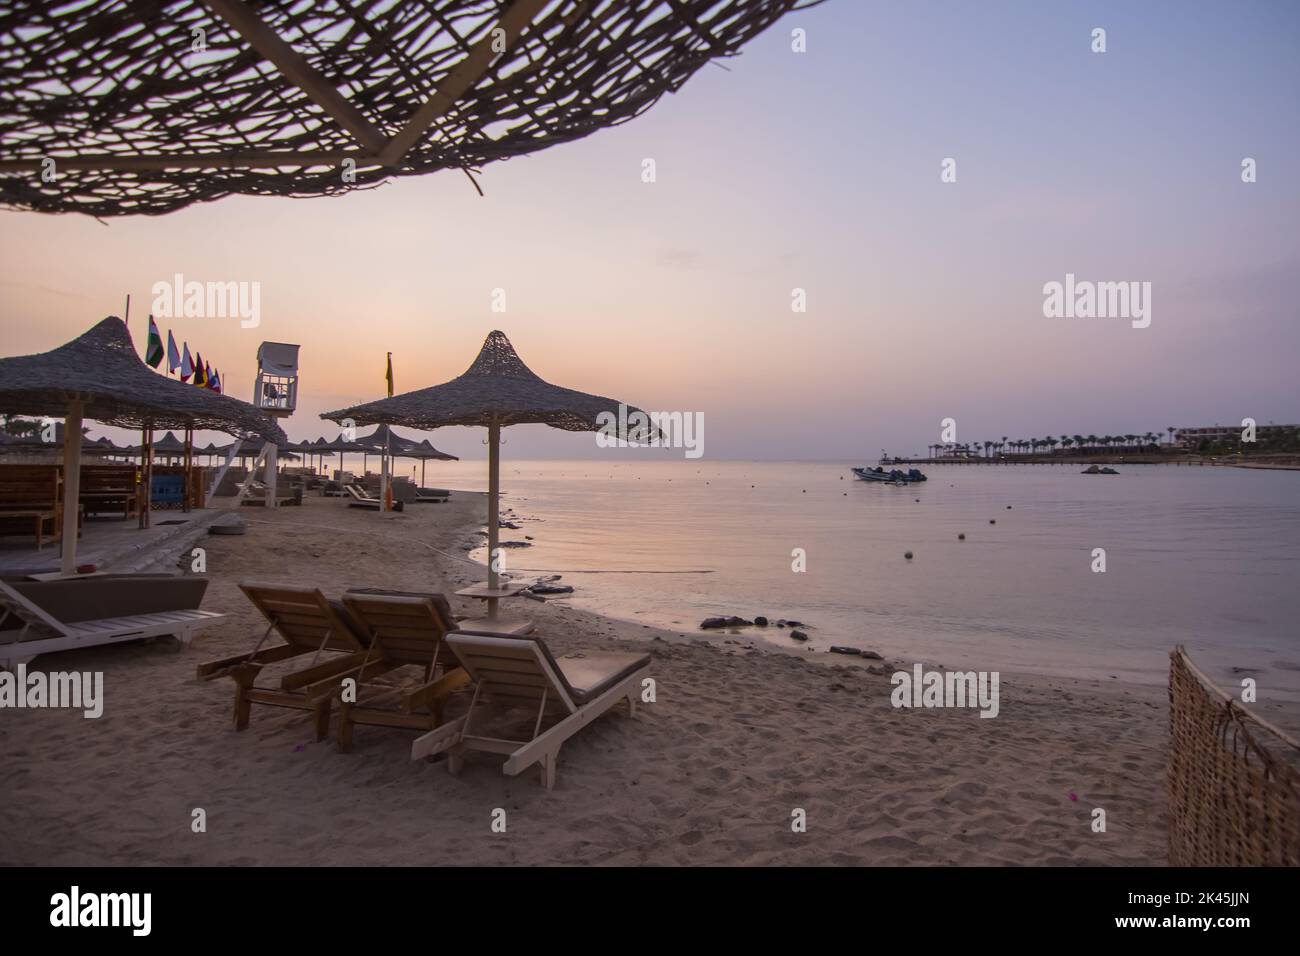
[487,419,501,619]
[182,427,192,513]
[421,458,426,488]
[139,426,153,529]
[60,400,83,575]
[382,431,391,511]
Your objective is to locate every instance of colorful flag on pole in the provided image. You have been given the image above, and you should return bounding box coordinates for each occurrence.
[204,360,214,389]
[193,352,207,387]
[166,330,180,375]
[180,343,193,382]
[386,352,394,397]
[211,369,222,394]
[145,316,164,368]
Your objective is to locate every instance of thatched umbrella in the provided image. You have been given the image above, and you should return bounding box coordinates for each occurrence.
[319,433,370,478]
[152,430,187,463]
[404,439,459,488]
[306,437,331,476]
[0,316,285,573]
[355,424,458,488]
[323,330,653,618]
[1,2,811,216]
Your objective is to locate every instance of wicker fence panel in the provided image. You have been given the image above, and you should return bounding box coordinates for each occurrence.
[1168,646,1300,866]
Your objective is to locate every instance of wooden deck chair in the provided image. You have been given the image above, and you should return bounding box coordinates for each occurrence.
[195,583,390,740]
[0,578,222,669]
[333,590,474,750]
[411,630,650,789]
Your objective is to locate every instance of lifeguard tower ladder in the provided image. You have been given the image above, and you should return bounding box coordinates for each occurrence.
[205,342,300,508]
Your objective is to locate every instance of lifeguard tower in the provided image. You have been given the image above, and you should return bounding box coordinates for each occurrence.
[205,341,300,508]
[252,342,300,507]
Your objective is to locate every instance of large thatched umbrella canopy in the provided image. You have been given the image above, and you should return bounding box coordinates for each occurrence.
[322,330,653,619]
[0,0,817,216]
[0,316,285,573]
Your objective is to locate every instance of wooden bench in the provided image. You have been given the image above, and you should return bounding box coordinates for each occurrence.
[80,465,140,519]
[0,465,66,549]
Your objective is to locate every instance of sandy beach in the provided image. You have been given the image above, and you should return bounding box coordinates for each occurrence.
[1,492,1183,866]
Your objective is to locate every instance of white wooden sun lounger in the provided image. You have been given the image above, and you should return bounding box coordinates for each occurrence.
[343,484,382,509]
[410,629,650,789]
[0,579,224,668]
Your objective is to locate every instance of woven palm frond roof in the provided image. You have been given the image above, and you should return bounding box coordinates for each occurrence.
[322,329,652,434]
[0,316,287,442]
[0,0,819,217]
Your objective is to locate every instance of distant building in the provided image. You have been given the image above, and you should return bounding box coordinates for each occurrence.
[1174,424,1298,447]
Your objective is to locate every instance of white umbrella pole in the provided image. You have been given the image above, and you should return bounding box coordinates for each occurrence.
[60,400,83,575]
[487,419,501,619]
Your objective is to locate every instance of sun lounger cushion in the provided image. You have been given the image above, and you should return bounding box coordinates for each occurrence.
[452,629,650,705]
[4,574,210,626]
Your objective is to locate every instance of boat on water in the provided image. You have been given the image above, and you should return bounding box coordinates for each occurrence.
[852,466,928,484]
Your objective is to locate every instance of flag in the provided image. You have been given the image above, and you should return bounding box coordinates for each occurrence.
[193,352,207,388]
[166,330,180,374]
[385,352,394,397]
[180,343,193,382]
[145,316,164,368]
[211,368,222,394]
[204,360,214,389]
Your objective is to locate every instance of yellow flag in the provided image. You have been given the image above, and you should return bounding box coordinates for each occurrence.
[385,352,394,397]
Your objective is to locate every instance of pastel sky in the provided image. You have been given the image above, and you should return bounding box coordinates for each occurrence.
[1,0,1297,460]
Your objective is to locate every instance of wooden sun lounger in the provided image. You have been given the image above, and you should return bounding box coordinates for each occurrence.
[334,590,532,749]
[0,578,222,668]
[333,590,472,750]
[411,630,650,789]
[196,582,389,740]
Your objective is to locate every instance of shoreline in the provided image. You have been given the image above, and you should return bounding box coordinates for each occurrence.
[0,491,1219,865]
[877,456,1300,469]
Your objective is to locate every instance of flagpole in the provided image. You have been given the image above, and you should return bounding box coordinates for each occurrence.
[124,294,130,328]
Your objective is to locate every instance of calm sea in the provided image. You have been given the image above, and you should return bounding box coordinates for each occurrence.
[420,460,1300,697]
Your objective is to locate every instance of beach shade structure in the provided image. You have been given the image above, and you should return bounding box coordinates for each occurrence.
[151,431,188,463]
[406,439,460,488]
[319,433,372,477]
[199,441,225,466]
[0,421,95,450]
[0,316,286,573]
[310,437,335,475]
[323,330,655,618]
[355,424,457,488]
[0,1,816,217]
